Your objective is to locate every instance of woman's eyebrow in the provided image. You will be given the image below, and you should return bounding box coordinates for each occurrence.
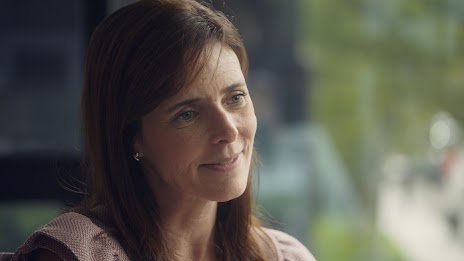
[166,82,246,113]
[221,82,246,94]
[166,98,201,113]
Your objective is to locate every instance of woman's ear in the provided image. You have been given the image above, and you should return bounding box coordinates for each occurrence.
[132,133,144,157]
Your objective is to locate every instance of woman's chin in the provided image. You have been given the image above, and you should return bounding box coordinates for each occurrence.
[208,185,248,203]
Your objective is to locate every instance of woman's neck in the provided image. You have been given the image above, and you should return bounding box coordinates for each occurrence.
[155,189,219,261]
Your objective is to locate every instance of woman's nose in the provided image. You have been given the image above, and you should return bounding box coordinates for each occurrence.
[209,108,239,144]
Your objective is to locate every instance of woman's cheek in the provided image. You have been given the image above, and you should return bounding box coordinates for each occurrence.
[240,105,257,140]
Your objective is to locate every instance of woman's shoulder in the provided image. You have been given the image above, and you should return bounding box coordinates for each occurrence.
[257,227,317,261]
[9,210,130,261]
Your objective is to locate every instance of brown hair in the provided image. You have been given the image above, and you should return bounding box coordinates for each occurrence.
[79,0,269,260]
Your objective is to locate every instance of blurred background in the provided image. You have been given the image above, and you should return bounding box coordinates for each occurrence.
[1,0,464,260]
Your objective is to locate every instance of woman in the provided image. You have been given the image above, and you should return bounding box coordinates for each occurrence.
[6,0,316,260]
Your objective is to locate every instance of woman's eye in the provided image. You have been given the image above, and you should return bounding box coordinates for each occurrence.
[177,110,196,121]
[229,93,247,104]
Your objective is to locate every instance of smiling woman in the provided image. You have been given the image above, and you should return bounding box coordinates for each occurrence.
[134,44,256,204]
[3,0,316,260]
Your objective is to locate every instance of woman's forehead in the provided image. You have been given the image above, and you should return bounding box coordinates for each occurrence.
[153,46,245,111]
[193,45,243,84]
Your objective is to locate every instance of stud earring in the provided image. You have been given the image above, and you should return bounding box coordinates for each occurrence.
[133,152,142,161]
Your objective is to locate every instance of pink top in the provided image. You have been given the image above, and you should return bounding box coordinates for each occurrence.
[2,210,316,261]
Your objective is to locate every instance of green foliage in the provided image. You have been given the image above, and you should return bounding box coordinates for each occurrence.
[311,213,407,261]
[0,201,62,251]
[297,0,464,202]
[296,0,464,258]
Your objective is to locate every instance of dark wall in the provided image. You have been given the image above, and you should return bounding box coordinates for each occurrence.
[0,0,106,202]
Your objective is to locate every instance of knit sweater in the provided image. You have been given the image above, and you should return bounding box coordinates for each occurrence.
[1,210,316,261]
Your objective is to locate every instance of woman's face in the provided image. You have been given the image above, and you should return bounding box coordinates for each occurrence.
[134,44,257,203]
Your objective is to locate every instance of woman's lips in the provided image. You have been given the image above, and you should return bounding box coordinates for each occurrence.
[200,153,242,172]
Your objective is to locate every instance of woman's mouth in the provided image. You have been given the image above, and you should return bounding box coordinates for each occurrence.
[200,153,242,172]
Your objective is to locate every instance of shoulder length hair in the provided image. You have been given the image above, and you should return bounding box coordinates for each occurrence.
[79,0,269,260]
